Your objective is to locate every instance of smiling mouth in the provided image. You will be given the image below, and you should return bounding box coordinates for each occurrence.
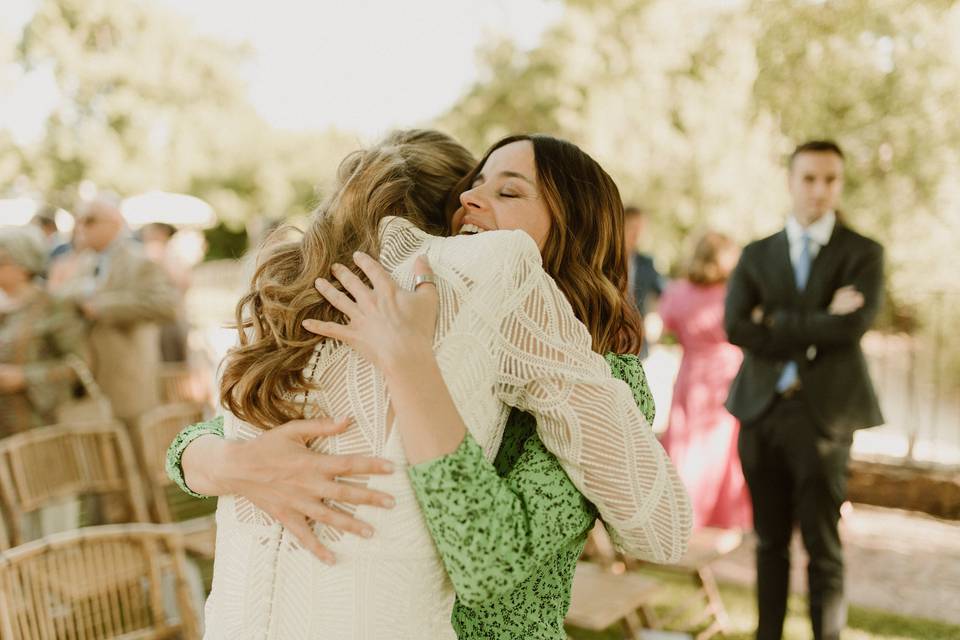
[459,223,486,235]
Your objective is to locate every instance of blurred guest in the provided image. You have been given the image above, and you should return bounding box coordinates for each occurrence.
[624,205,665,357]
[30,211,59,239]
[0,225,87,437]
[141,223,189,289]
[725,140,884,640]
[141,222,190,362]
[32,204,78,263]
[659,231,751,530]
[31,205,62,250]
[47,226,85,291]
[60,197,177,424]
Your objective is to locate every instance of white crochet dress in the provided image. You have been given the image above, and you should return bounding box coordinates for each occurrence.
[203,218,691,639]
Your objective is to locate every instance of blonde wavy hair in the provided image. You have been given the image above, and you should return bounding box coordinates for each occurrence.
[220,129,476,428]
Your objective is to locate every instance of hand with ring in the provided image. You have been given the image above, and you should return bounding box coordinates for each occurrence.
[303,252,440,377]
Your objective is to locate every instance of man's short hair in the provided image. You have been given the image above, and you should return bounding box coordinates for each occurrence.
[624,205,648,219]
[789,140,845,169]
[143,222,177,240]
[77,192,122,218]
[31,205,59,232]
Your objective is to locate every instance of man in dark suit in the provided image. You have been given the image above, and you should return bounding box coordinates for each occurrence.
[724,140,884,640]
[625,205,665,358]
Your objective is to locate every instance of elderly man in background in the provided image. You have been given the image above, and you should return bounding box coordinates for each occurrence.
[30,206,63,253]
[0,225,88,437]
[57,197,177,425]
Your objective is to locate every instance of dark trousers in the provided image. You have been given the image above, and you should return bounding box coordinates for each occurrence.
[738,393,851,640]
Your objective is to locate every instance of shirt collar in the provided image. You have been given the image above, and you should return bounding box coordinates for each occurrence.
[786,210,836,247]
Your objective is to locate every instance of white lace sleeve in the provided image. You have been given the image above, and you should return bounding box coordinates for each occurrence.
[493,232,692,563]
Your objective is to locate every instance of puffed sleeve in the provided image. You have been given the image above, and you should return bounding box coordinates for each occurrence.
[493,232,691,562]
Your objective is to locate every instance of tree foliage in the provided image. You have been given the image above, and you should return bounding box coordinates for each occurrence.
[8,0,358,232]
[4,0,959,312]
[440,0,960,300]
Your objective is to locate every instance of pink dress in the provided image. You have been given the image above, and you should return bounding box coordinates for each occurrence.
[659,280,752,530]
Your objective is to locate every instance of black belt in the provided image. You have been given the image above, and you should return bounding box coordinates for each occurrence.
[778,380,803,399]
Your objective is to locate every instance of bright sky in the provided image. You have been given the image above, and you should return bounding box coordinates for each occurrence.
[1,0,563,141]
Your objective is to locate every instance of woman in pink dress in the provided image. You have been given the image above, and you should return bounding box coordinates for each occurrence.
[659,231,752,530]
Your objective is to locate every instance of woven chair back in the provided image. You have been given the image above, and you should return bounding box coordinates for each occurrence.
[0,523,200,639]
[0,422,150,548]
[135,403,205,523]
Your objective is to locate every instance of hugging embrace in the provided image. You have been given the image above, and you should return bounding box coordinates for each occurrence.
[166,130,693,639]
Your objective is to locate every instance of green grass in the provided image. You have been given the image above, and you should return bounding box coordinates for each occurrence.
[566,569,960,640]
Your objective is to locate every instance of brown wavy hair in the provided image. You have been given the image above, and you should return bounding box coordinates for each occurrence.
[448,134,643,355]
[219,129,476,428]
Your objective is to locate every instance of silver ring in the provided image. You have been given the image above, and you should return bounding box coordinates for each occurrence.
[413,273,439,290]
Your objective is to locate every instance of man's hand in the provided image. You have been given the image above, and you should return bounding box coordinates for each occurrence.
[0,364,26,393]
[828,285,865,316]
[80,301,98,320]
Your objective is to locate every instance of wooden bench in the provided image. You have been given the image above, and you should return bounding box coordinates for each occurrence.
[635,527,743,640]
[583,524,742,640]
[566,560,661,638]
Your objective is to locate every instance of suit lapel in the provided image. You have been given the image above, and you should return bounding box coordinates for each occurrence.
[96,244,126,292]
[771,230,798,295]
[803,224,845,302]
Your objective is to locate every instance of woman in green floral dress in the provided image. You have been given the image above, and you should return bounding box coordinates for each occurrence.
[168,134,688,638]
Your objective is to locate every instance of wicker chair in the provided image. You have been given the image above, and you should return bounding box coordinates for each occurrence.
[158,364,209,406]
[135,403,216,558]
[0,422,150,549]
[0,523,201,639]
[0,515,8,551]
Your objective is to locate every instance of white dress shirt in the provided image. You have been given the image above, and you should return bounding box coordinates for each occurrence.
[778,211,836,380]
[785,210,836,273]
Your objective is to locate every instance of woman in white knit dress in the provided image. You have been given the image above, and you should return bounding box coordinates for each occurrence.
[187,130,690,638]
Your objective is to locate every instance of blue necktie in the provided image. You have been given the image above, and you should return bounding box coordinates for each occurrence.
[776,233,811,392]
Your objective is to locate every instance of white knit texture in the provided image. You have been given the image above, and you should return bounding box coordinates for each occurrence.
[203,218,691,639]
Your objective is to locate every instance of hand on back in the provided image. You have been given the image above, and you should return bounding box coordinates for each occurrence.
[221,417,396,564]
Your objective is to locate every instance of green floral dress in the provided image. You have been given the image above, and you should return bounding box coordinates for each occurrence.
[408,353,654,638]
[165,353,654,639]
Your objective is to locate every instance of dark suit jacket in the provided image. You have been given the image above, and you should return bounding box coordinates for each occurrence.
[631,253,664,317]
[630,252,665,358]
[724,222,884,439]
